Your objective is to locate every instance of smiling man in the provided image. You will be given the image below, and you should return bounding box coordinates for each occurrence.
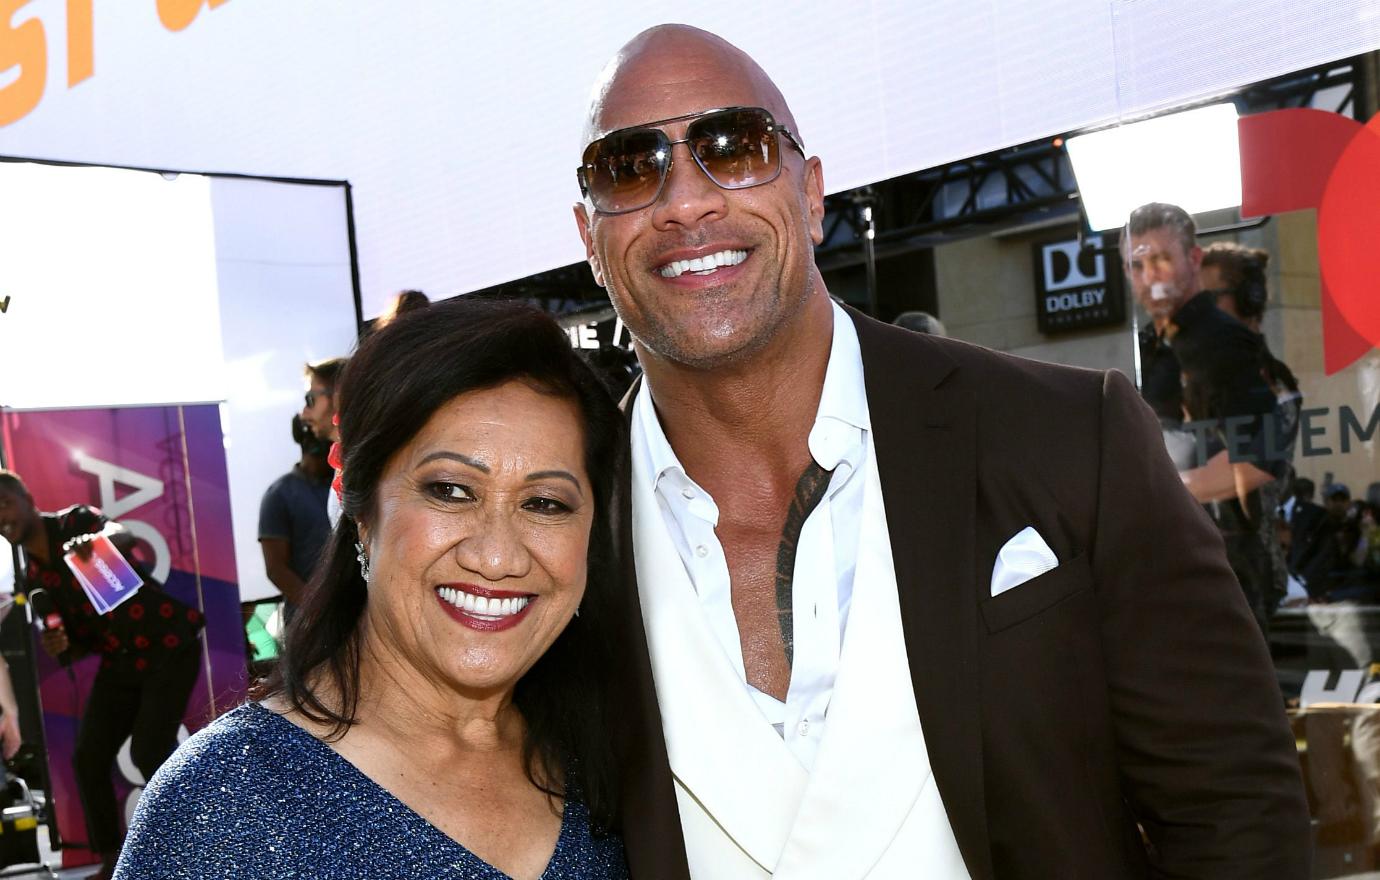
[575,25,1310,880]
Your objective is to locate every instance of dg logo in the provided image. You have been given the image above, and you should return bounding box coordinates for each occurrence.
[1240,108,1380,375]
[1041,236,1107,293]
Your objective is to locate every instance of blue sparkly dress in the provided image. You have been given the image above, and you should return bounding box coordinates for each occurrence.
[113,702,628,879]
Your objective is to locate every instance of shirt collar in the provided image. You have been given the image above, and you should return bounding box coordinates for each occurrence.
[635,299,870,488]
[633,371,684,491]
[815,300,869,432]
[808,302,869,473]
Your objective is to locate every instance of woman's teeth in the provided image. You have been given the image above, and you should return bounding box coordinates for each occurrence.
[658,249,748,278]
[437,586,530,618]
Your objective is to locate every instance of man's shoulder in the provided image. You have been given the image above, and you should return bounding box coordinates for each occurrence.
[262,469,303,496]
[262,468,327,505]
[851,310,1108,403]
[934,333,1104,386]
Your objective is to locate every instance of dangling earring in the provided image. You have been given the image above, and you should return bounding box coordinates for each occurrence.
[354,541,371,582]
[574,605,581,618]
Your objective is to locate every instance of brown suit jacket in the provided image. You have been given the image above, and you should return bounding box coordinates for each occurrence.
[608,307,1311,879]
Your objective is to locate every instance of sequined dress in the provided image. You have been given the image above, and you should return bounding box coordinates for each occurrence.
[113,702,628,879]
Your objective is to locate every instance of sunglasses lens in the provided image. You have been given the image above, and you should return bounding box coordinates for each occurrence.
[689,109,781,189]
[583,128,669,214]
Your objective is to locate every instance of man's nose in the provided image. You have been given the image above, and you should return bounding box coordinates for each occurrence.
[650,142,728,231]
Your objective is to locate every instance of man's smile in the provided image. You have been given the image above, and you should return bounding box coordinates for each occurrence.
[656,248,750,279]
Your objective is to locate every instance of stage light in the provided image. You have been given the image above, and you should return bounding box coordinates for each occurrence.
[1066,103,1242,231]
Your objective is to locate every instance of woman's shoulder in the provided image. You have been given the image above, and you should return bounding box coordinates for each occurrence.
[152,703,295,779]
[135,702,313,819]
[117,703,337,878]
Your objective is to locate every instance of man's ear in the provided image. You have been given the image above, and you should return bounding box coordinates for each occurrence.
[573,203,606,287]
[804,157,826,246]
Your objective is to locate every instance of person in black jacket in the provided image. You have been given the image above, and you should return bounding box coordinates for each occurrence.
[1199,241,1303,615]
[1124,204,1283,632]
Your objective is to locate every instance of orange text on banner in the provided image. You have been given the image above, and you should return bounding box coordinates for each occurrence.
[157,0,229,33]
[0,0,230,128]
[66,0,92,85]
[0,0,45,127]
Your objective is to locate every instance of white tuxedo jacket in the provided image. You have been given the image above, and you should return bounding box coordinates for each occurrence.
[632,431,969,879]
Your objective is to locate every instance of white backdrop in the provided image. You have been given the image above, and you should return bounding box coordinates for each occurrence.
[1,1,1377,319]
[210,177,357,601]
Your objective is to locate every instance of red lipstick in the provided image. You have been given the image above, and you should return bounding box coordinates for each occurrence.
[434,585,536,633]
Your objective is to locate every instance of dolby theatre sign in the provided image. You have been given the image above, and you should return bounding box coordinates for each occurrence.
[1032,234,1126,334]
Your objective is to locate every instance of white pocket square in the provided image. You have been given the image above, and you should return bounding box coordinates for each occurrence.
[990,526,1060,597]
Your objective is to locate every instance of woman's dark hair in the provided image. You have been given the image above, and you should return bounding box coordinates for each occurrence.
[256,296,625,828]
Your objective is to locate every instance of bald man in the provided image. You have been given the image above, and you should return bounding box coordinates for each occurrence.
[574,25,1309,880]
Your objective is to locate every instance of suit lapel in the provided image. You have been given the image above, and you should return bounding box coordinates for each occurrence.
[774,441,935,879]
[851,307,996,880]
[631,467,809,871]
[612,377,693,880]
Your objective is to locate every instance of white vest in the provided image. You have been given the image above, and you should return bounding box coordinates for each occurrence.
[633,432,971,879]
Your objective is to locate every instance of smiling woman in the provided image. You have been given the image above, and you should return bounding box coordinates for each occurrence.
[112,298,628,880]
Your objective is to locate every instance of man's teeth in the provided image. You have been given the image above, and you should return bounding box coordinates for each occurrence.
[658,249,748,278]
[437,587,530,618]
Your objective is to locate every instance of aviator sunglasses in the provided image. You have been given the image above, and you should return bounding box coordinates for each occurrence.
[577,106,806,215]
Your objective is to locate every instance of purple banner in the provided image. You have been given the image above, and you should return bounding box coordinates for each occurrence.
[1,404,246,867]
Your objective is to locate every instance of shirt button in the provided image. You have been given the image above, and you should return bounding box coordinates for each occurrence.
[694,545,708,558]
[681,487,696,500]
[797,720,810,737]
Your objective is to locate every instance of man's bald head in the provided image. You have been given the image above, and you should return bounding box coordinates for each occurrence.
[582,24,800,146]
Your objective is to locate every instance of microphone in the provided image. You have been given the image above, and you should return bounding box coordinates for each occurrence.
[27,589,70,667]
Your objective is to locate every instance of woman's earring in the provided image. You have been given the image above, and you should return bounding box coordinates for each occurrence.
[354,541,371,582]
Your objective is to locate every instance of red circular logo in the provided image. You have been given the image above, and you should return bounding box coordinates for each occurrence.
[1319,114,1380,352]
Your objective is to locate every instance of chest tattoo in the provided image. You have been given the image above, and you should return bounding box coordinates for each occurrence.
[774,460,833,668]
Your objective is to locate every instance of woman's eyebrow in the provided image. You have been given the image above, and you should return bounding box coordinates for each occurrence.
[418,450,488,472]
[526,470,584,496]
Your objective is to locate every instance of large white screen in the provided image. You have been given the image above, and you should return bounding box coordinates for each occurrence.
[0,2,1375,318]
[0,162,224,409]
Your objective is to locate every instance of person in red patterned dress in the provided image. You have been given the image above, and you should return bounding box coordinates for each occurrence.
[0,470,203,880]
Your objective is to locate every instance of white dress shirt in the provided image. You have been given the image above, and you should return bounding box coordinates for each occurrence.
[630,301,870,771]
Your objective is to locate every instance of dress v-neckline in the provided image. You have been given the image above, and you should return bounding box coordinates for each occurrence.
[248,702,573,879]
